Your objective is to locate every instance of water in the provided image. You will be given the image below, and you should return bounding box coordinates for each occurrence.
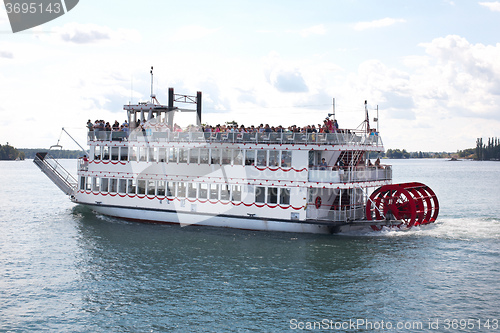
[1,159,499,332]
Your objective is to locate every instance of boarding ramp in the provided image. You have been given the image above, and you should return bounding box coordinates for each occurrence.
[33,152,77,196]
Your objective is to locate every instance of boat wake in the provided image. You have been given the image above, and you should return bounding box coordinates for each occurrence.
[338,217,500,240]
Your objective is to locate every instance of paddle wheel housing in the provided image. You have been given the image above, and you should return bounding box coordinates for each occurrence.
[366,182,439,230]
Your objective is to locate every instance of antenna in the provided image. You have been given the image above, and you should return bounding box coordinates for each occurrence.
[332,97,335,121]
[150,66,154,103]
[365,100,370,133]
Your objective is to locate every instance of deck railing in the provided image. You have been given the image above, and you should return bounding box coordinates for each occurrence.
[88,129,383,147]
[308,166,392,183]
[306,205,365,222]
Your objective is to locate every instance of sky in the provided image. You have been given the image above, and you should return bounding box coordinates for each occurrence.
[1,0,500,152]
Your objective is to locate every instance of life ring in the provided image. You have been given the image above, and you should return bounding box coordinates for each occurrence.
[315,196,322,209]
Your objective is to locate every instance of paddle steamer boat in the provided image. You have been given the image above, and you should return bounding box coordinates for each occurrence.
[34,84,439,234]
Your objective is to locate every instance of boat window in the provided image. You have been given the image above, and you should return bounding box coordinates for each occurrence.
[209,184,219,200]
[281,151,292,167]
[79,176,86,190]
[127,179,136,194]
[199,183,208,199]
[101,178,109,193]
[129,147,138,162]
[233,149,243,165]
[102,146,109,160]
[255,186,265,203]
[137,180,146,194]
[280,188,290,205]
[190,148,199,164]
[157,181,166,197]
[148,148,156,162]
[158,148,167,162]
[109,179,117,193]
[139,147,147,161]
[268,187,278,204]
[179,148,188,163]
[168,147,177,163]
[211,149,221,164]
[94,146,101,160]
[269,151,279,167]
[222,149,231,164]
[232,185,241,202]
[200,149,209,164]
[120,147,128,161]
[177,182,186,197]
[245,150,255,166]
[111,147,119,161]
[147,180,156,195]
[220,184,230,200]
[167,181,176,197]
[257,150,267,166]
[187,183,197,198]
[92,177,100,192]
[118,179,127,193]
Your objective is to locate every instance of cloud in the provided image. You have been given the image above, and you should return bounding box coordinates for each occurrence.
[37,23,140,44]
[0,51,13,59]
[479,1,500,12]
[300,24,327,37]
[411,35,500,122]
[271,69,309,93]
[353,18,406,31]
[169,25,220,42]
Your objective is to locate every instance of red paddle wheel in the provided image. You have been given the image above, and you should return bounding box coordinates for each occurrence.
[366,182,439,231]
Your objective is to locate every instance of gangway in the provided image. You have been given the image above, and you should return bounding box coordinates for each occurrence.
[33,152,77,196]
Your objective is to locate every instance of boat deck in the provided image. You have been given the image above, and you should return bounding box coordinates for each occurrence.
[88,130,383,147]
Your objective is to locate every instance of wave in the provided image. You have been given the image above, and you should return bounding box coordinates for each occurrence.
[339,217,500,240]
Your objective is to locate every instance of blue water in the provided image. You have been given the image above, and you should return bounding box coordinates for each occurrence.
[1,159,499,332]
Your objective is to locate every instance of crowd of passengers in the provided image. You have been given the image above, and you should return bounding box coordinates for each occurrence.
[87,117,348,136]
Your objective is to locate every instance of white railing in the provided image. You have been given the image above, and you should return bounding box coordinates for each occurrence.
[306,205,365,222]
[88,129,383,147]
[308,166,391,183]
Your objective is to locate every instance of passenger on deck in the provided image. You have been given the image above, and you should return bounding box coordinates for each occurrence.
[319,158,327,170]
[80,154,89,170]
[87,120,94,140]
[333,159,344,170]
[375,157,383,169]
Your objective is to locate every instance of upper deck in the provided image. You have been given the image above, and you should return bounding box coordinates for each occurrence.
[88,128,383,149]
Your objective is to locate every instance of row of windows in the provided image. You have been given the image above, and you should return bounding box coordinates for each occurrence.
[79,177,291,205]
[93,146,293,167]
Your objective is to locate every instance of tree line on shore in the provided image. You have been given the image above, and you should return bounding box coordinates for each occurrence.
[0,144,25,160]
[382,149,454,159]
[474,137,500,161]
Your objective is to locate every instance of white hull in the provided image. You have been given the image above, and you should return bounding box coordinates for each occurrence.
[84,203,369,234]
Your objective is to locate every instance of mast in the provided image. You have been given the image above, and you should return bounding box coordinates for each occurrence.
[150,66,154,103]
[364,100,370,133]
[332,98,335,121]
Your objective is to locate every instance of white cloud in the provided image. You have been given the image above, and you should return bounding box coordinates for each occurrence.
[36,23,141,44]
[353,18,406,31]
[0,51,13,59]
[479,1,500,12]
[169,25,220,42]
[300,24,326,37]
